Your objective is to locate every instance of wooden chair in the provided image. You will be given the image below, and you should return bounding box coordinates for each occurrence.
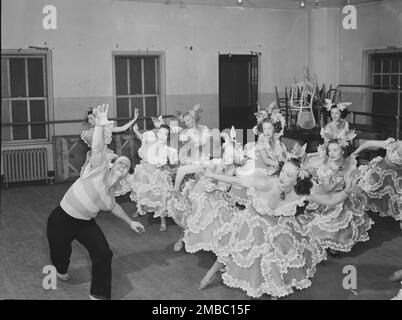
[275,86,289,126]
[296,85,316,130]
[289,85,302,126]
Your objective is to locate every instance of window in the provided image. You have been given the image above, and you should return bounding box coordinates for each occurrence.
[114,55,161,130]
[369,51,402,132]
[371,53,402,89]
[1,54,49,142]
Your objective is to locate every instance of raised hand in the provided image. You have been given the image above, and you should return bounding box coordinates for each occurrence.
[134,108,140,121]
[133,123,139,132]
[384,137,395,146]
[94,104,111,126]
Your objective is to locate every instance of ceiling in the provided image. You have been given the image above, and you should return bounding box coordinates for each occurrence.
[115,0,384,10]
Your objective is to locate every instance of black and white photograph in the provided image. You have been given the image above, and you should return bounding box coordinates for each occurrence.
[1,0,402,304]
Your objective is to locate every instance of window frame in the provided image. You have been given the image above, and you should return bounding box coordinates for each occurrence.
[1,49,54,146]
[112,51,166,131]
[364,48,402,113]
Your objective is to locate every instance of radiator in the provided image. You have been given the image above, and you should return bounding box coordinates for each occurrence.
[2,148,49,187]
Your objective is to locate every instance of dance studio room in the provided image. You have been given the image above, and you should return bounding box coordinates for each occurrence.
[1,0,401,301]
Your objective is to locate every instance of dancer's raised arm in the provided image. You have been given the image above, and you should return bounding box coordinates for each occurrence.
[132,123,143,141]
[307,173,358,207]
[90,104,110,168]
[112,108,139,133]
[205,173,243,187]
[353,138,395,156]
[205,172,271,190]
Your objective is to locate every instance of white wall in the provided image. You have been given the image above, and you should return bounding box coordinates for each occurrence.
[308,7,340,87]
[2,0,309,133]
[338,0,402,113]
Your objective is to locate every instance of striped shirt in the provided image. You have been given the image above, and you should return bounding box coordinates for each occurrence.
[60,157,116,220]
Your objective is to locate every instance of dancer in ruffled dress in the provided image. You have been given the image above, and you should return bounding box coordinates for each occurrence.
[352,138,402,228]
[80,108,139,196]
[252,104,270,136]
[320,100,353,143]
[166,104,212,250]
[302,131,374,255]
[129,122,179,231]
[231,104,287,205]
[176,104,211,166]
[167,127,244,250]
[168,127,245,246]
[188,148,357,299]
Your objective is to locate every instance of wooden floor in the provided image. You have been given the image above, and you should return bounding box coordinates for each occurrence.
[0,182,401,300]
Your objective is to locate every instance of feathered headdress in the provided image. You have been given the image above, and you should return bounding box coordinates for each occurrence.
[151,115,164,129]
[220,126,245,166]
[177,103,202,122]
[254,101,286,137]
[317,129,357,160]
[286,143,313,179]
[323,99,352,112]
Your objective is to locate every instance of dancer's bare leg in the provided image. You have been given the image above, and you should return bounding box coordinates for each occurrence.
[390,269,402,282]
[174,164,202,192]
[160,216,167,232]
[199,259,224,290]
[174,229,185,251]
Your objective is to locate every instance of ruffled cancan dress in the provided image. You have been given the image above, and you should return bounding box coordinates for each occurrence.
[178,125,211,165]
[128,131,178,218]
[186,174,327,298]
[230,135,286,206]
[301,157,374,252]
[355,143,402,221]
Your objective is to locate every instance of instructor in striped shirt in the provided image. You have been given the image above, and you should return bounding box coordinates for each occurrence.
[47,104,145,300]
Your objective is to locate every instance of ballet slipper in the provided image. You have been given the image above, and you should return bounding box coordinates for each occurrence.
[132,211,139,218]
[219,267,227,273]
[327,248,341,258]
[89,294,104,300]
[389,270,402,282]
[57,272,69,281]
[159,224,167,232]
[391,288,402,300]
[199,272,217,290]
[173,238,184,252]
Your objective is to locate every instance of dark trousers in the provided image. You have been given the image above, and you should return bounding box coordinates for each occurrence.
[47,206,113,299]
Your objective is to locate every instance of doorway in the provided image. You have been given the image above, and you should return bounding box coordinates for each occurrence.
[219,54,258,144]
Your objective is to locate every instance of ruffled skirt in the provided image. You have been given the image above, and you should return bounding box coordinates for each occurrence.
[183,176,237,255]
[301,196,374,252]
[166,176,198,229]
[128,162,173,218]
[184,184,327,298]
[357,157,402,221]
[219,209,327,298]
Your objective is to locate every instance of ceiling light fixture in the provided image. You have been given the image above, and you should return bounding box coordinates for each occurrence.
[300,0,305,8]
[237,0,243,5]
